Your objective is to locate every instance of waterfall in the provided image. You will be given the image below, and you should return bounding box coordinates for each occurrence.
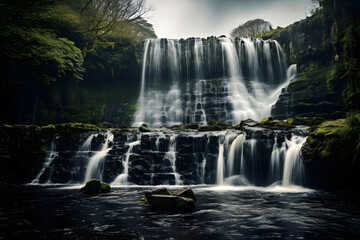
[133,39,151,127]
[133,37,290,127]
[216,143,225,185]
[31,137,58,184]
[111,140,141,185]
[268,133,287,183]
[282,135,307,186]
[166,135,182,185]
[83,131,114,183]
[33,126,309,187]
[227,134,246,177]
[31,34,309,187]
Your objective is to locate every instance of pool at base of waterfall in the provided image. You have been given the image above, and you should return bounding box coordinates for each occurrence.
[1,184,360,239]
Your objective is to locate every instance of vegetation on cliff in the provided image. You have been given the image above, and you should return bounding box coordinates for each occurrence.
[302,112,360,188]
[261,0,360,119]
[0,0,156,126]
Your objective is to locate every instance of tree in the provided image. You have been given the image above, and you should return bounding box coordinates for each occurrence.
[70,0,155,55]
[231,19,272,38]
[309,0,323,15]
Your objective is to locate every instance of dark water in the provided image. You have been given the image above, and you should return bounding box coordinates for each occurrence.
[1,185,360,240]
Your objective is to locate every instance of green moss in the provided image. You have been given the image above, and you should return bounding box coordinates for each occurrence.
[138,197,149,205]
[100,182,111,193]
[184,123,200,130]
[81,179,111,194]
[259,116,273,125]
[40,124,56,130]
[208,119,232,129]
[176,197,195,212]
[54,123,99,132]
[303,113,360,165]
[198,125,221,132]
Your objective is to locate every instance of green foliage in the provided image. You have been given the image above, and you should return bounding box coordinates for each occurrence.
[259,116,273,125]
[303,112,360,164]
[0,1,85,84]
[0,0,156,126]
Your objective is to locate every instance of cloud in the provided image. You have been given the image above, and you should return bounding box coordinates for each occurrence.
[145,0,311,39]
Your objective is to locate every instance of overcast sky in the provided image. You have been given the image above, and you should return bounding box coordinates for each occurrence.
[144,0,314,39]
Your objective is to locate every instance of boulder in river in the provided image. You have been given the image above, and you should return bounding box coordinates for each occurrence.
[139,124,152,132]
[80,179,111,194]
[173,187,197,202]
[141,187,196,212]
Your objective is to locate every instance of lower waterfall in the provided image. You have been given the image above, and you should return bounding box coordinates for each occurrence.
[83,131,114,183]
[31,126,309,188]
[111,140,141,185]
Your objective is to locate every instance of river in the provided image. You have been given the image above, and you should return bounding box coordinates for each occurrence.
[1,184,359,239]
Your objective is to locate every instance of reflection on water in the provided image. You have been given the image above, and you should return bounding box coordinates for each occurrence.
[1,185,360,239]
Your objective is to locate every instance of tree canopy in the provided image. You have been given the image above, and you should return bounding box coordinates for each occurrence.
[0,0,156,86]
[231,19,272,38]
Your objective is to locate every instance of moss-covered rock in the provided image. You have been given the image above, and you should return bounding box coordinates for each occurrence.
[98,122,112,128]
[207,119,232,130]
[301,113,360,189]
[173,187,197,202]
[140,187,196,212]
[259,116,273,125]
[80,179,111,194]
[175,197,195,212]
[139,124,152,132]
[184,123,200,130]
[198,125,221,132]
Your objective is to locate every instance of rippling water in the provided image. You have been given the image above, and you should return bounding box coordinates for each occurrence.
[1,184,360,239]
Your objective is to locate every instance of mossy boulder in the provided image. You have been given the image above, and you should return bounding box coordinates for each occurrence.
[80,179,111,194]
[301,113,360,189]
[173,187,197,202]
[139,124,152,132]
[140,187,196,212]
[98,122,112,128]
[234,119,259,130]
[198,125,221,132]
[259,116,273,125]
[208,119,232,130]
[184,123,200,130]
[302,119,346,161]
[175,197,195,212]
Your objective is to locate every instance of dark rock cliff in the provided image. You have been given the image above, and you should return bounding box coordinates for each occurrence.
[261,0,360,119]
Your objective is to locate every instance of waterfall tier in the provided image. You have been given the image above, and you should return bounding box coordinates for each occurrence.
[133,37,291,127]
[32,126,308,187]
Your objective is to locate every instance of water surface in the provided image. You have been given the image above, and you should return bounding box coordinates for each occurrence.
[1,185,359,239]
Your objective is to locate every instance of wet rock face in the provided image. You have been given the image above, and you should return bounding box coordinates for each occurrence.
[271,68,346,120]
[31,124,308,186]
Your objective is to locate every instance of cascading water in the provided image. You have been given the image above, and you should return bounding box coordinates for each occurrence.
[227,134,246,177]
[268,132,287,183]
[133,37,291,127]
[31,137,58,184]
[111,140,141,185]
[31,35,309,189]
[216,142,225,185]
[166,135,183,185]
[31,126,309,188]
[282,135,307,186]
[83,131,114,183]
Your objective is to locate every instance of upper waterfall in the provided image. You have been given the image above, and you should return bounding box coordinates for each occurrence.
[133,37,292,128]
